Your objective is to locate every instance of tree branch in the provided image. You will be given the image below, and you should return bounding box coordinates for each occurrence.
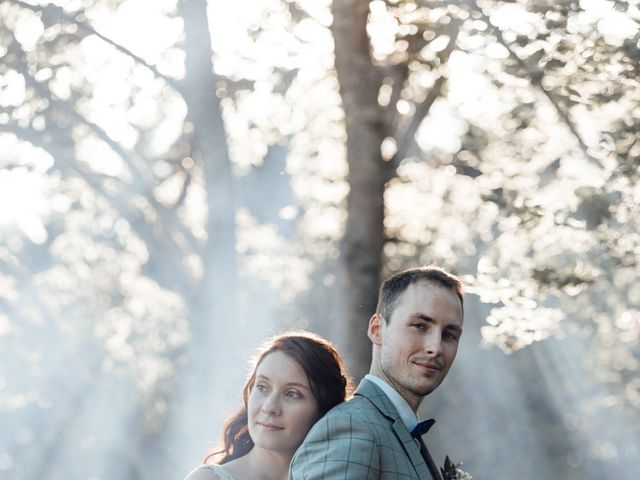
[0,122,194,295]
[388,74,445,173]
[466,0,604,169]
[381,62,409,135]
[5,29,202,255]
[10,0,184,93]
[388,19,461,175]
[0,255,59,328]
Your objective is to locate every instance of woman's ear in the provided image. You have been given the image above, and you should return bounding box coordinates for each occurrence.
[367,314,384,346]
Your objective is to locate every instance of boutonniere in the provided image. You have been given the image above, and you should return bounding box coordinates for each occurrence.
[441,455,473,480]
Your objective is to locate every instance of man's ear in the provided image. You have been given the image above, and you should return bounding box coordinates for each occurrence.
[367,314,384,346]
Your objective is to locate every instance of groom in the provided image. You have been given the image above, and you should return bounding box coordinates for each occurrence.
[290,266,464,479]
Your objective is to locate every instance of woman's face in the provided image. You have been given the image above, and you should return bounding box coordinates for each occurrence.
[247,350,319,456]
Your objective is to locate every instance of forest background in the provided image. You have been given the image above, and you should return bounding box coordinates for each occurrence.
[1,0,639,479]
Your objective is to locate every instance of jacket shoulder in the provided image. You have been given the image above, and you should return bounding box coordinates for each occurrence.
[290,398,385,479]
[313,394,392,439]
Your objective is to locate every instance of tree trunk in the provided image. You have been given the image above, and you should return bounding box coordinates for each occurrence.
[146,1,238,476]
[181,0,238,359]
[332,0,386,381]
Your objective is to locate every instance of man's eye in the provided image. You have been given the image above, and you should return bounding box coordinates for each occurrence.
[411,323,426,330]
[443,332,458,341]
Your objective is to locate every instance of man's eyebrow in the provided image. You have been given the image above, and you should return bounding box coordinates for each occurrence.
[446,324,463,335]
[413,313,434,323]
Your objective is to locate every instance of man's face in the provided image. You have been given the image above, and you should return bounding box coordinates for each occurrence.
[368,282,464,410]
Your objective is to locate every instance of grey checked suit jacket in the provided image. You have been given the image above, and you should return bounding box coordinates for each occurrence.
[289,379,435,479]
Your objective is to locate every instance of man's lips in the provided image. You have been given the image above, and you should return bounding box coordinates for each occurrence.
[413,360,442,373]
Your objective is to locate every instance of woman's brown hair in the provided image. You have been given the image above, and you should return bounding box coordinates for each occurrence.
[204,330,350,464]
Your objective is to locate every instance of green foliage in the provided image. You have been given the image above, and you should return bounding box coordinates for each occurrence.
[373,0,640,414]
[1,0,639,478]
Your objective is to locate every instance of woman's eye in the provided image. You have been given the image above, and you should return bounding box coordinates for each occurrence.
[255,384,268,392]
[285,390,302,399]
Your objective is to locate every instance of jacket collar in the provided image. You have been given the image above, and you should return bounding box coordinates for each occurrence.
[354,378,431,478]
[364,374,419,431]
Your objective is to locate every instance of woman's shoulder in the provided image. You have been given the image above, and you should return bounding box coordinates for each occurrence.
[184,464,237,480]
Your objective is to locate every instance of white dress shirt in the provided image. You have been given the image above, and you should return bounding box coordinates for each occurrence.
[364,373,419,432]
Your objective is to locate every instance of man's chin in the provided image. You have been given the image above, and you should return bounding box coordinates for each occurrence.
[411,379,442,397]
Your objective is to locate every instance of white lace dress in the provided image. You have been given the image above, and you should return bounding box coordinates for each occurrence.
[184,464,237,480]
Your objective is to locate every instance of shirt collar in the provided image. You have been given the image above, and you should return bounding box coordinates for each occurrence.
[365,374,419,432]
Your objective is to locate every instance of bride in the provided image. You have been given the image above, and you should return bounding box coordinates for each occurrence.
[184,330,350,480]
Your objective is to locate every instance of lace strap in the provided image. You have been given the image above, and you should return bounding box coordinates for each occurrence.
[200,464,237,480]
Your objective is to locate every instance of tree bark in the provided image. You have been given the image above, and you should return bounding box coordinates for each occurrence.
[147,1,238,476]
[332,0,386,381]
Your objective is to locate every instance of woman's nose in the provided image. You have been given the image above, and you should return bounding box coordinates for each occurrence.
[261,394,282,415]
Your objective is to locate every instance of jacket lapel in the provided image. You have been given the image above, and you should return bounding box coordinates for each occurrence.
[355,379,431,479]
[391,417,432,478]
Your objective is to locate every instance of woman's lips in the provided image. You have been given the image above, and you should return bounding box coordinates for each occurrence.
[257,422,284,430]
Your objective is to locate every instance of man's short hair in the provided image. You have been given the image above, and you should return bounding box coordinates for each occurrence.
[375,266,463,321]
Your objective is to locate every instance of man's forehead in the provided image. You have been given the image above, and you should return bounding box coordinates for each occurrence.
[404,280,457,296]
[401,282,463,317]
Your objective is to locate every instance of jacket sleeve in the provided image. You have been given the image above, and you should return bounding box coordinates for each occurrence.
[289,410,380,479]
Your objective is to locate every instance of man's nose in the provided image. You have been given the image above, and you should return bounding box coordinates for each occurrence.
[424,330,443,356]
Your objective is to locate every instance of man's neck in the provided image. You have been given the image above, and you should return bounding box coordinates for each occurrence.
[365,373,421,431]
[368,367,423,412]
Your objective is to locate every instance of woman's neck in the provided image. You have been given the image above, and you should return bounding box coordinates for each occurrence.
[226,447,292,480]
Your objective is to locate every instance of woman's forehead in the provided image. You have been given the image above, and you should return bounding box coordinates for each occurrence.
[256,350,309,382]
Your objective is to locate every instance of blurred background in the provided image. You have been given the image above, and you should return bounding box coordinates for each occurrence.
[1,0,639,478]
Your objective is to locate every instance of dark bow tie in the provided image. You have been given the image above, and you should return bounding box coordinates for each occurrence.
[411,418,442,480]
[411,418,436,438]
